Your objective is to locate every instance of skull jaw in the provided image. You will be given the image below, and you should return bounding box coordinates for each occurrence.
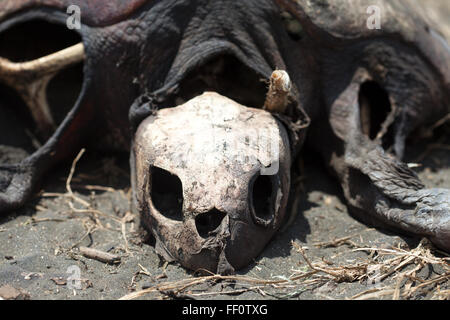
[142,205,286,274]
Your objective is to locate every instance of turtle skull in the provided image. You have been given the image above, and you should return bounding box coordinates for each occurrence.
[132,92,291,273]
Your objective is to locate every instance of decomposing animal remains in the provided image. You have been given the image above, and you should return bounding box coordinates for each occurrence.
[0,0,449,274]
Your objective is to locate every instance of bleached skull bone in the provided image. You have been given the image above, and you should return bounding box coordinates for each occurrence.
[132,92,291,273]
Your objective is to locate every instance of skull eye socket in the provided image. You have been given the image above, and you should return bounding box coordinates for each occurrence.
[150,166,183,221]
[0,19,84,145]
[250,173,276,227]
[358,81,394,149]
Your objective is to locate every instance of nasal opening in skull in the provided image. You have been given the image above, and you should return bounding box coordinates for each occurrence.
[250,173,275,226]
[0,19,84,143]
[358,81,394,148]
[195,209,227,238]
[150,166,183,221]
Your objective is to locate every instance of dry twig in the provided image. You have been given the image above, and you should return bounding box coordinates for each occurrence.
[79,246,121,264]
